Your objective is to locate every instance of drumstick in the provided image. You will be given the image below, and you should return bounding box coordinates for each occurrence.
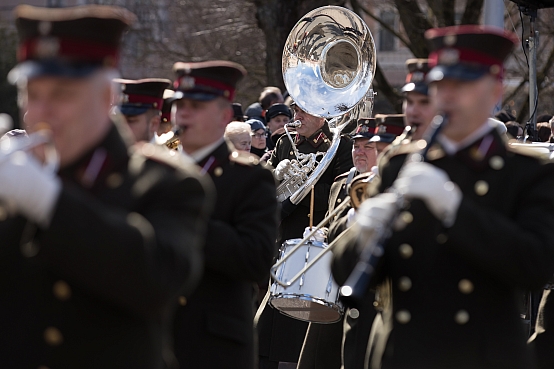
[309,185,314,230]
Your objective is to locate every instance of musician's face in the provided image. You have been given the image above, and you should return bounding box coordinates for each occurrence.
[429,75,502,142]
[293,106,325,138]
[22,72,113,168]
[173,97,232,154]
[403,91,437,141]
[122,111,159,143]
[352,138,377,173]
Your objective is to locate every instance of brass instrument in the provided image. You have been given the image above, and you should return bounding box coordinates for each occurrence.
[159,128,181,150]
[277,5,376,205]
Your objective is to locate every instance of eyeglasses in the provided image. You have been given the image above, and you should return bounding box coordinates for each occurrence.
[252,133,267,139]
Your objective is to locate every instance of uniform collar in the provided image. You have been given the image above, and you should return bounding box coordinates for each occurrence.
[295,122,333,149]
[189,137,225,163]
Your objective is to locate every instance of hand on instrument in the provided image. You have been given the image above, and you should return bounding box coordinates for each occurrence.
[355,193,398,232]
[303,226,327,242]
[0,150,61,227]
[274,159,291,181]
[393,161,461,227]
[346,207,356,227]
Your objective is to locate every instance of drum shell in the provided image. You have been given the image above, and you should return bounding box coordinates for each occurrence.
[269,239,343,323]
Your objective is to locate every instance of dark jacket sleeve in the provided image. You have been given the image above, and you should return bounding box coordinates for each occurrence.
[37,164,212,320]
[203,166,278,282]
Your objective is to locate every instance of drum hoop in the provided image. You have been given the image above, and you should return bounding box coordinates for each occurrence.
[269,293,343,324]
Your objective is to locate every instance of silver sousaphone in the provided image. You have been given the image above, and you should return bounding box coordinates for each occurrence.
[270,5,376,323]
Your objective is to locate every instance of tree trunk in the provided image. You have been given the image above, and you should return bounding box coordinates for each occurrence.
[252,0,345,90]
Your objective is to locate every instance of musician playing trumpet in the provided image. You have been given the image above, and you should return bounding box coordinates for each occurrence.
[333,25,554,369]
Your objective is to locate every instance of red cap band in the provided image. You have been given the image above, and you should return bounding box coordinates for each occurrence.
[429,47,502,69]
[124,94,163,110]
[375,124,404,136]
[175,75,235,101]
[19,37,119,66]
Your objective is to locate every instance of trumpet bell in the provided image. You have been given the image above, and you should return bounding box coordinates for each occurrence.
[282,6,376,118]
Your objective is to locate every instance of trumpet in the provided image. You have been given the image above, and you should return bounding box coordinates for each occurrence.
[0,125,59,172]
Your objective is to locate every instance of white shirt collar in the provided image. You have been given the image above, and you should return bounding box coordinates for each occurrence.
[438,119,496,155]
[187,137,226,163]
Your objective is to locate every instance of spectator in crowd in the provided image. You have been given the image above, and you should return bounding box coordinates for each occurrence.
[247,118,268,157]
[537,122,551,142]
[225,121,252,152]
[265,103,292,150]
[245,87,284,122]
[495,109,516,123]
[233,102,246,121]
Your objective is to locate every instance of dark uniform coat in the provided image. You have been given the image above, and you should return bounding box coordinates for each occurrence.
[0,124,211,369]
[257,124,353,367]
[173,141,278,369]
[298,170,377,369]
[333,128,554,369]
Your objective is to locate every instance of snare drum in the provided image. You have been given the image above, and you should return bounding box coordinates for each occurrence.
[269,238,343,323]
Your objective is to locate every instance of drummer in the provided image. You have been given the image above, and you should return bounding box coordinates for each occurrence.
[256,102,353,369]
[296,118,380,369]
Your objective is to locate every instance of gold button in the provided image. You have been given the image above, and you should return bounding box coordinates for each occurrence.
[231,152,239,158]
[53,280,71,301]
[348,308,360,319]
[398,277,412,292]
[474,180,489,196]
[21,241,40,258]
[396,310,411,324]
[0,205,7,221]
[399,244,413,259]
[454,310,470,325]
[337,198,342,203]
[489,156,504,170]
[178,296,187,306]
[436,233,448,244]
[44,327,63,346]
[214,167,223,177]
[399,211,413,224]
[290,151,294,155]
[106,173,123,189]
[458,279,474,294]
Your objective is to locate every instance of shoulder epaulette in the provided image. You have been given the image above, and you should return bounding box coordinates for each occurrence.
[507,142,552,161]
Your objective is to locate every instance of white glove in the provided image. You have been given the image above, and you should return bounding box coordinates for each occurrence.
[355,193,398,231]
[393,161,461,227]
[303,226,327,242]
[0,150,61,227]
[274,159,291,181]
[346,207,356,227]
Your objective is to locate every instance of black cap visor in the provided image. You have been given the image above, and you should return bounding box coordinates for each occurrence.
[171,90,219,102]
[402,82,429,95]
[8,59,101,85]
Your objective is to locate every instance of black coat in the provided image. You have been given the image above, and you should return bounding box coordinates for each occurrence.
[0,124,211,369]
[333,129,554,369]
[258,124,353,365]
[173,141,278,369]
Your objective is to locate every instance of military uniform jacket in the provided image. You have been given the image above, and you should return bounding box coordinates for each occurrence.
[0,124,211,369]
[333,128,554,369]
[173,141,278,369]
[267,123,353,244]
[257,124,352,364]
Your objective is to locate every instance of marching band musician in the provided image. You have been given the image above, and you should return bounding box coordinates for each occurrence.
[114,78,170,143]
[332,25,554,369]
[401,59,437,141]
[297,118,379,369]
[0,5,212,368]
[257,102,353,369]
[170,60,278,369]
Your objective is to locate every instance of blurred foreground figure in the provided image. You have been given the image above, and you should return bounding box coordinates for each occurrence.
[0,5,212,369]
[171,60,278,369]
[333,25,554,369]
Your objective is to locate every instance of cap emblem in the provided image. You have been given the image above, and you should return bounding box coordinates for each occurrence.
[181,76,195,90]
[121,94,129,104]
[411,71,424,83]
[444,34,457,46]
[38,21,52,36]
[377,125,387,134]
[438,48,460,66]
[35,37,60,58]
